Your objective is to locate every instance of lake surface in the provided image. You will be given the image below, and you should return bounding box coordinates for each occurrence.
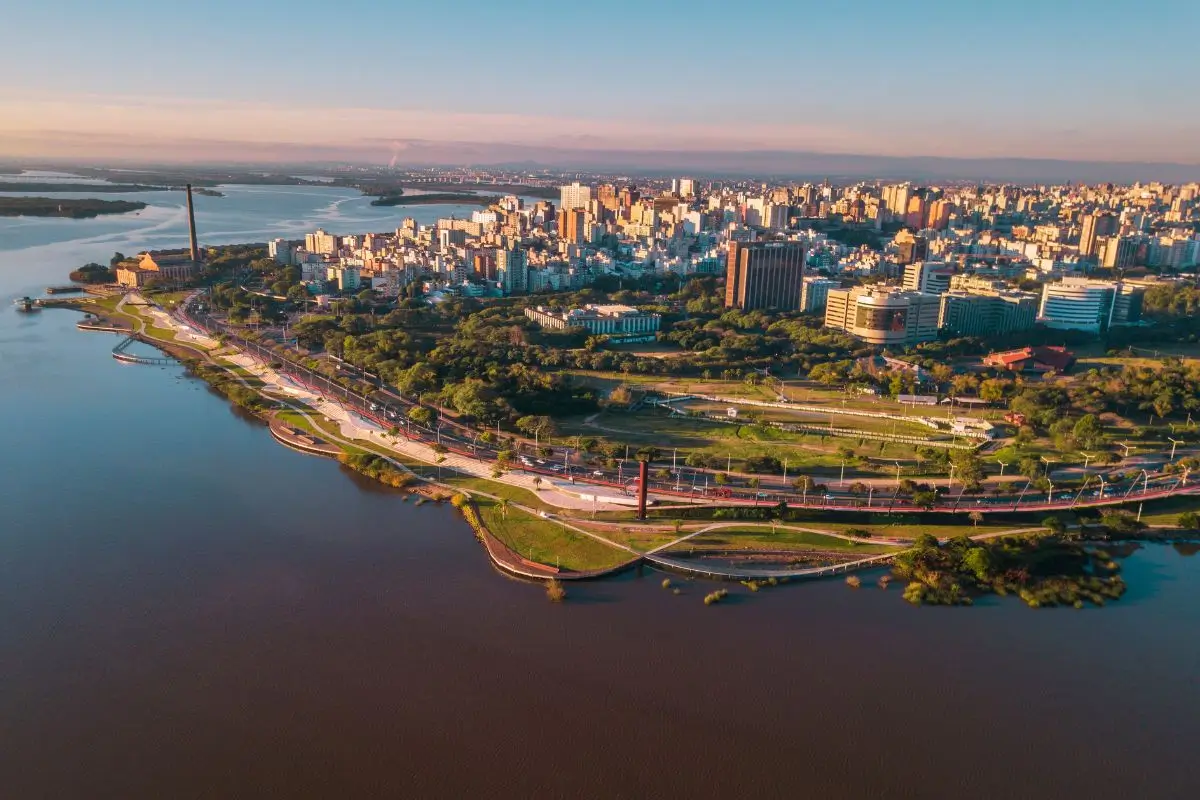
[1,186,1198,798]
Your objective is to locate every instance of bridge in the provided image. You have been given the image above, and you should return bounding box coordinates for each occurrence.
[644,550,898,581]
[642,521,904,581]
[112,336,176,366]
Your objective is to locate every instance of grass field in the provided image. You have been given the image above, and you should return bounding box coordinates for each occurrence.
[476,500,631,571]
[558,409,926,471]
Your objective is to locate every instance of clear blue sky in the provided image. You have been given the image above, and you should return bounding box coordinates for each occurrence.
[2,0,1198,163]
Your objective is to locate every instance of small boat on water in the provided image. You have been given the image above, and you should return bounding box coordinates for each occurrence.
[45,285,84,295]
[14,296,39,312]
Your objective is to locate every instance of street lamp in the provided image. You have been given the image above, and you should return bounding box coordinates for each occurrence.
[839,459,847,487]
[1118,441,1134,458]
[1079,452,1095,471]
[996,459,1010,476]
[1168,437,1184,460]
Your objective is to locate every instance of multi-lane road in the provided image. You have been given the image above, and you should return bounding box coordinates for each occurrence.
[177,295,1200,515]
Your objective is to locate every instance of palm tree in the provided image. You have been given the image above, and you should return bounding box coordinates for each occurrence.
[673,519,683,537]
[532,476,543,491]
[498,498,510,519]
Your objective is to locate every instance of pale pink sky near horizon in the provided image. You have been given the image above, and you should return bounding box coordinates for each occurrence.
[2,92,1198,166]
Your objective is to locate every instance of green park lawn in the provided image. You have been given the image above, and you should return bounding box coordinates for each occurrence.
[476,499,632,572]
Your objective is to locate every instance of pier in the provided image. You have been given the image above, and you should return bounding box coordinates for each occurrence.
[111,335,177,366]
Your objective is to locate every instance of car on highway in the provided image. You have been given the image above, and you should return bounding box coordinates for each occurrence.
[592,470,605,477]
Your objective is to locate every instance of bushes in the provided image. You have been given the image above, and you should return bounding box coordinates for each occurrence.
[338,453,415,489]
[545,579,567,603]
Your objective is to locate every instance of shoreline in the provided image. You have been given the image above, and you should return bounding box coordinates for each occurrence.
[59,287,1200,599]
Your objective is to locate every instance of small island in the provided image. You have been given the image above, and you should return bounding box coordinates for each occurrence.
[0,197,147,218]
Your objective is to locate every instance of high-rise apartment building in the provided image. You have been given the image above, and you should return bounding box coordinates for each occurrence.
[894,230,929,265]
[560,207,590,245]
[800,276,839,313]
[560,182,591,212]
[671,178,695,197]
[724,240,806,310]
[902,262,955,295]
[496,249,527,295]
[1101,235,1141,269]
[824,286,940,346]
[305,228,338,255]
[1078,212,1118,258]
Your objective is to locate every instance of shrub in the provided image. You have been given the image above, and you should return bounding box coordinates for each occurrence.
[545,579,567,603]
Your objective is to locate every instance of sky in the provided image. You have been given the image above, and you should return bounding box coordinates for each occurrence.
[2,0,1199,169]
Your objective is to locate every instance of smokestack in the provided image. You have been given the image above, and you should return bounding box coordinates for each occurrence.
[637,461,649,520]
[186,183,199,262]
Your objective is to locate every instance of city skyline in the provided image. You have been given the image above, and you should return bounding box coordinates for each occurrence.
[2,1,1199,177]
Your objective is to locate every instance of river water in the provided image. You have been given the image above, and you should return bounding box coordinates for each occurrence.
[1,185,1198,798]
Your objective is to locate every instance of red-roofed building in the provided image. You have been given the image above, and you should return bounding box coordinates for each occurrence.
[983,345,1076,374]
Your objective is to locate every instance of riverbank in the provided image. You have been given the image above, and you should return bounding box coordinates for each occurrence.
[67,285,1199,600]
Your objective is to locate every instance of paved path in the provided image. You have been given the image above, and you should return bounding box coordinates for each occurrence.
[645,521,902,555]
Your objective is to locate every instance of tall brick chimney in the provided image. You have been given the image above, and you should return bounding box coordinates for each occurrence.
[186,183,199,261]
[637,460,649,520]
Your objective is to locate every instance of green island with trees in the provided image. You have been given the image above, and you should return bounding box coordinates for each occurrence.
[0,197,147,218]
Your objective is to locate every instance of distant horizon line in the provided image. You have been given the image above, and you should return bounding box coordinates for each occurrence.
[3,141,1200,185]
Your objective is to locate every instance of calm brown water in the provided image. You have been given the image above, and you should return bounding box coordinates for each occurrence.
[2,194,1199,798]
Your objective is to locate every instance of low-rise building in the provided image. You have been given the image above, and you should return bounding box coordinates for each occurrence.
[983,345,1076,373]
[524,304,660,340]
[115,249,202,288]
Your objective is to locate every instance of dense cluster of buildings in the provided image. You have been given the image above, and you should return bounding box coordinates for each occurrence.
[263,173,1196,346]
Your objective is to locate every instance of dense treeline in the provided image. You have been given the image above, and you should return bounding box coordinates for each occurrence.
[0,197,146,218]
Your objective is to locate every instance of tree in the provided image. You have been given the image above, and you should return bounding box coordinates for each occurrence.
[532,476,543,491]
[912,489,938,509]
[1177,511,1199,530]
[968,510,984,527]
[714,472,729,485]
[1099,509,1145,535]
[1072,414,1105,449]
[407,406,436,427]
[792,475,814,493]
[497,498,510,519]
[962,547,994,583]
[1042,516,1067,536]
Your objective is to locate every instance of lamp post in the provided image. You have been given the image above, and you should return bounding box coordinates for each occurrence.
[1080,452,1094,471]
[996,459,1010,476]
[1168,437,1184,460]
[839,459,846,487]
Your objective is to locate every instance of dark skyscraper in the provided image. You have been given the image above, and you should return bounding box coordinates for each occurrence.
[724,240,806,310]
